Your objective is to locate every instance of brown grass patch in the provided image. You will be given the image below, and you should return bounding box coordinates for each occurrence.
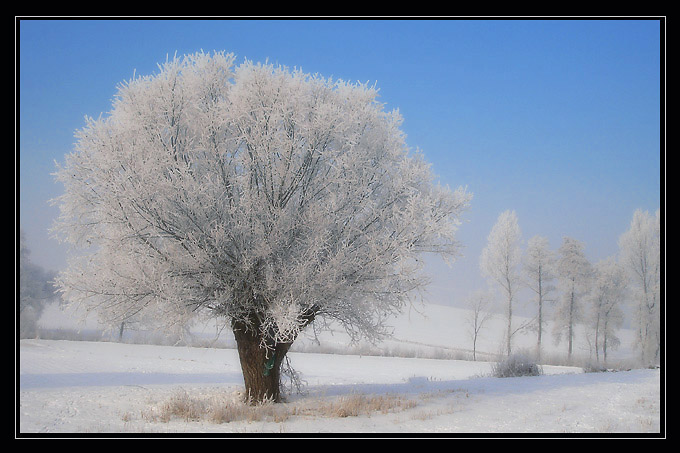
[133,389,418,425]
[312,394,418,418]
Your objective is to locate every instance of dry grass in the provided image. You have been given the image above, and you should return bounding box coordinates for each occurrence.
[309,393,417,418]
[130,389,419,425]
[159,390,208,422]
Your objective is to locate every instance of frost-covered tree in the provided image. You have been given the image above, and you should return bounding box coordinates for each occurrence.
[464,289,495,361]
[523,235,556,361]
[588,257,627,365]
[553,237,591,362]
[480,210,523,356]
[52,52,471,403]
[618,208,661,365]
[19,230,57,337]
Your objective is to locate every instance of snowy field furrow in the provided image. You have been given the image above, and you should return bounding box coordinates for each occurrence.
[18,339,661,435]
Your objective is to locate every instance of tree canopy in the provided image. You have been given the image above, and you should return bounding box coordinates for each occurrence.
[52,51,471,401]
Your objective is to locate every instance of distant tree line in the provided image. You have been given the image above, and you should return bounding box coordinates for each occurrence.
[471,208,660,367]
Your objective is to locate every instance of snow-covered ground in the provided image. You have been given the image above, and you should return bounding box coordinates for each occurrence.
[18,338,661,435]
[18,301,662,435]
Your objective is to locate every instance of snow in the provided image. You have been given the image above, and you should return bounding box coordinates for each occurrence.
[18,301,662,435]
[18,337,661,435]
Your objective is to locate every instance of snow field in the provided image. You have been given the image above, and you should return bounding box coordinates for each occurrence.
[18,339,661,435]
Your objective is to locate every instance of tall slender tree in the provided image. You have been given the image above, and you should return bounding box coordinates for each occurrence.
[480,210,523,356]
[618,209,661,365]
[553,237,591,362]
[523,235,556,361]
[588,257,627,365]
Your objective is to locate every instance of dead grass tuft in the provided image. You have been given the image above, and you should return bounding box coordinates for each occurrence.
[314,394,417,418]
[134,389,418,425]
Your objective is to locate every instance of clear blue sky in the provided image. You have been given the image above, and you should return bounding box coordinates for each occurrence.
[18,18,662,308]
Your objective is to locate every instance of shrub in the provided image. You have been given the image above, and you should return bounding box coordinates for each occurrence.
[492,352,543,378]
[582,360,608,373]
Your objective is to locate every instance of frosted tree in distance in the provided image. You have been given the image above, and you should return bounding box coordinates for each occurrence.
[464,289,495,361]
[52,52,472,403]
[19,230,57,338]
[523,235,556,361]
[480,210,524,356]
[553,237,591,362]
[618,209,661,365]
[588,257,627,365]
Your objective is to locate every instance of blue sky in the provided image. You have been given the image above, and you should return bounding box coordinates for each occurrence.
[18,18,662,308]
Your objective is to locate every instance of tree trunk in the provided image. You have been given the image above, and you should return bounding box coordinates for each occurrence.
[603,318,609,366]
[594,312,601,363]
[537,266,542,362]
[472,332,477,361]
[231,306,317,404]
[506,280,513,357]
[232,318,292,404]
[568,282,575,361]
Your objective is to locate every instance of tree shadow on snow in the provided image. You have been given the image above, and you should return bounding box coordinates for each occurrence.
[19,371,243,390]
[300,369,656,400]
